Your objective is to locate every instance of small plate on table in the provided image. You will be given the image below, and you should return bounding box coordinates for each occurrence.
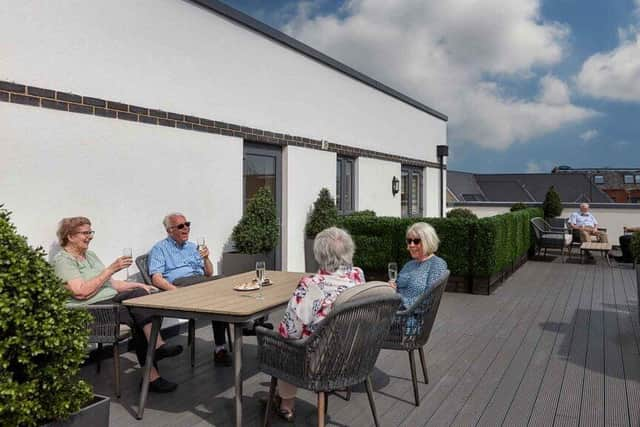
[261,278,273,286]
[233,280,260,291]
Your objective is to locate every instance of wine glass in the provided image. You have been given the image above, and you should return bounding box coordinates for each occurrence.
[255,261,266,300]
[197,237,206,253]
[388,262,398,283]
[123,248,133,280]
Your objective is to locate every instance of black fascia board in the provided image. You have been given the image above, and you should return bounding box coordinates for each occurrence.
[191,0,448,122]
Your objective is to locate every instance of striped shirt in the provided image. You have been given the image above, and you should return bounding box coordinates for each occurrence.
[148,237,204,283]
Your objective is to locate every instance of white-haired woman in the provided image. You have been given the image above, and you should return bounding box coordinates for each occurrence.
[394,222,447,310]
[274,226,365,420]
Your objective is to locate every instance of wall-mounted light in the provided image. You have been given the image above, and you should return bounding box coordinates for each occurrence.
[392,176,400,196]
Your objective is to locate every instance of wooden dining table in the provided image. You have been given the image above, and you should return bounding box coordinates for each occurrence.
[123,270,304,426]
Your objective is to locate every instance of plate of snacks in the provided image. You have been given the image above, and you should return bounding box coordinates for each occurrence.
[233,280,260,291]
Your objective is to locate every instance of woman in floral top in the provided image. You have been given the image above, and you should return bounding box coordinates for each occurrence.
[275,227,364,420]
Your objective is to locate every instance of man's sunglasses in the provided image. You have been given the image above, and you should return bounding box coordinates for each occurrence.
[171,222,191,230]
[406,238,422,245]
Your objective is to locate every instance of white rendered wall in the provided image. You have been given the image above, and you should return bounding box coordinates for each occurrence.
[355,158,401,216]
[0,103,242,278]
[282,146,336,272]
[0,0,446,163]
[425,167,443,217]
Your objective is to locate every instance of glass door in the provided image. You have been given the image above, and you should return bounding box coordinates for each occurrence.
[243,142,282,268]
[401,166,423,217]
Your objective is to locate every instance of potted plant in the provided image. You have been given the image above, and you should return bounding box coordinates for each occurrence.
[222,188,279,275]
[304,188,338,272]
[0,205,109,427]
[542,186,563,220]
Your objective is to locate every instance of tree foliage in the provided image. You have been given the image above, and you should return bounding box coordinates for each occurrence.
[305,188,338,238]
[447,207,478,220]
[0,205,92,426]
[231,188,279,254]
[542,186,563,219]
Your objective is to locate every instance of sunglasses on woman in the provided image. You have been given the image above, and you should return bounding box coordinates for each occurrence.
[406,238,421,245]
[172,221,191,230]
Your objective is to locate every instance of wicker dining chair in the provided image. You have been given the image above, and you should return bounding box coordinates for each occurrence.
[71,303,131,398]
[381,270,450,406]
[257,293,401,427]
[135,254,232,367]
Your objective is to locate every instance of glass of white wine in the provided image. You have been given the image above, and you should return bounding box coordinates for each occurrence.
[123,247,133,280]
[197,237,206,252]
[255,261,266,300]
[388,262,398,283]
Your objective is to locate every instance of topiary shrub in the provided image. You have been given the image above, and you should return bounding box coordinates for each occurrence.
[510,202,527,212]
[231,187,279,254]
[0,205,93,426]
[447,207,478,220]
[542,186,563,219]
[631,232,640,263]
[305,188,338,239]
[345,210,376,218]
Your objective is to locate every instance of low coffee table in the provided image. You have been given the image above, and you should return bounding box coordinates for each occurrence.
[580,242,613,266]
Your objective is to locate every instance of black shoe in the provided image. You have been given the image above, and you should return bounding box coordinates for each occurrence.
[148,377,178,393]
[214,349,232,367]
[154,344,183,362]
[242,327,256,336]
[256,321,274,330]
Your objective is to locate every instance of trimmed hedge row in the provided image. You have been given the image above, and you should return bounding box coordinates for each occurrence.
[336,208,542,280]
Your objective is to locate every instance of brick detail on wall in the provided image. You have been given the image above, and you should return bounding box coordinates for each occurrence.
[0,80,442,168]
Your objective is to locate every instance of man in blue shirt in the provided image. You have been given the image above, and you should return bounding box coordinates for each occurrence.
[568,203,609,244]
[149,212,231,366]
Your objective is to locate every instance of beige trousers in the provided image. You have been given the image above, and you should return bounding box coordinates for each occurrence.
[579,229,608,243]
[278,380,298,399]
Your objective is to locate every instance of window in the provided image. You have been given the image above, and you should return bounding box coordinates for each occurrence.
[462,193,486,201]
[624,175,633,184]
[635,175,640,184]
[401,166,423,217]
[593,175,604,184]
[336,156,354,214]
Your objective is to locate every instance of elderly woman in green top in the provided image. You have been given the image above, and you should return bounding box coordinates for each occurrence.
[53,216,182,393]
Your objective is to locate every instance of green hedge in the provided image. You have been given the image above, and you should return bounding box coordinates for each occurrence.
[337,207,542,279]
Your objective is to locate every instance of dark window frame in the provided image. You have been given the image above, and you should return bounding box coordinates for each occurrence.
[401,165,424,218]
[593,175,605,184]
[336,156,355,215]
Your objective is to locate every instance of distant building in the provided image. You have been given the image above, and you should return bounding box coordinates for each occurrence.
[448,171,612,203]
[551,167,640,203]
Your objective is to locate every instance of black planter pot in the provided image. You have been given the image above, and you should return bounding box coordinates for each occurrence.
[304,238,318,273]
[42,394,109,427]
[222,251,275,276]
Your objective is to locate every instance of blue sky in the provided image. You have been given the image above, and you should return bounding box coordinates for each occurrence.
[223,0,640,173]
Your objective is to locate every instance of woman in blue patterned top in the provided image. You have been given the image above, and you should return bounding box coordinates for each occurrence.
[393,222,447,316]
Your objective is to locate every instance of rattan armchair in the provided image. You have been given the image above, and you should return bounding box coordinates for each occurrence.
[381,270,449,406]
[135,254,232,367]
[257,293,401,427]
[71,303,131,398]
[531,217,572,262]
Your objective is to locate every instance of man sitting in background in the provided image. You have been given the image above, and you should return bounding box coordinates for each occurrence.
[568,203,608,243]
[148,212,232,366]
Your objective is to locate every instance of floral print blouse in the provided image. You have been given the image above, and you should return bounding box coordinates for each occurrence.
[278,266,365,339]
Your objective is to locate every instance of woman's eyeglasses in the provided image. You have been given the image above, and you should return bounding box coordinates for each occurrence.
[172,222,191,230]
[75,230,95,237]
[406,238,421,245]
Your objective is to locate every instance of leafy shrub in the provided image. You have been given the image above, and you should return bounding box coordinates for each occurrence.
[510,202,527,212]
[0,205,92,426]
[345,210,376,218]
[232,188,279,254]
[305,188,338,238]
[542,186,563,219]
[447,208,478,220]
[631,232,640,262]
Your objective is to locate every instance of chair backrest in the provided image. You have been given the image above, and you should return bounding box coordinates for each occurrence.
[385,270,450,349]
[304,293,401,390]
[70,304,125,344]
[548,217,568,231]
[531,217,546,239]
[333,281,395,306]
[135,254,153,285]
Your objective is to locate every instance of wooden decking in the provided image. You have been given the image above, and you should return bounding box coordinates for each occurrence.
[84,258,640,426]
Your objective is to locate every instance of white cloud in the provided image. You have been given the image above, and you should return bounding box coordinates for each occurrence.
[576,34,640,102]
[579,129,599,141]
[527,161,542,173]
[282,0,597,149]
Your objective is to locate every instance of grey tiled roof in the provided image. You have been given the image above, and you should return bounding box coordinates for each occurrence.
[448,171,613,203]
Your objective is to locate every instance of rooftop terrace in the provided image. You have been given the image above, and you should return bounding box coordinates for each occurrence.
[84,258,640,426]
